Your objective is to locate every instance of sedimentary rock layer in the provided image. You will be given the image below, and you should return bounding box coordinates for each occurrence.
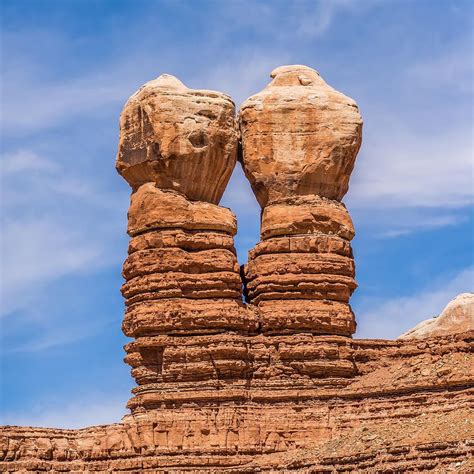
[240,66,362,337]
[121,183,253,409]
[2,333,472,472]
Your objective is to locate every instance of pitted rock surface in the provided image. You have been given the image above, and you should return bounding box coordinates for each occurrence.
[240,65,362,207]
[117,74,238,203]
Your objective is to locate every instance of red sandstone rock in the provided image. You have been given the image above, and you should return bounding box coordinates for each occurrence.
[127,183,237,236]
[2,67,472,473]
[116,74,238,203]
[240,65,362,207]
[261,196,355,240]
[240,66,361,336]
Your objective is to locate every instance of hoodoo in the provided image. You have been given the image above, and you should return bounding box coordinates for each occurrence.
[241,65,362,336]
[117,75,256,412]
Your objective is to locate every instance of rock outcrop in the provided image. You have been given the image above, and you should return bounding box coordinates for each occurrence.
[241,65,362,336]
[399,292,474,340]
[1,67,473,473]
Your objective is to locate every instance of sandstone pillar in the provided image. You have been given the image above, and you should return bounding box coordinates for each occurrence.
[116,75,256,412]
[240,65,363,336]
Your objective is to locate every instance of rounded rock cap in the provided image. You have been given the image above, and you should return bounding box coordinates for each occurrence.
[269,64,324,87]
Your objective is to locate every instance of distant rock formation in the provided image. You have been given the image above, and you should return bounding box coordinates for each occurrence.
[399,293,474,339]
[1,66,473,473]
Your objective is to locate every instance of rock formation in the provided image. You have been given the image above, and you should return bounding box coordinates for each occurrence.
[241,65,362,336]
[117,75,256,412]
[399,292,474,340]
[1,67,473,473]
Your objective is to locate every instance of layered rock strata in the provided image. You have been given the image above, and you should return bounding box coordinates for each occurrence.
[240,65,362,336]
[2,332,473,472]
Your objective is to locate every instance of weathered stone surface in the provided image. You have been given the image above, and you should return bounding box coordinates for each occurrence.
[123,299,257,336]
[261,196,355,240]
[123,248,239,279]
[128,229,235,254]
[249,234,352,259]
[117,74,238,203]
[245,253,355,279]
[240,66,361,338]
[256,300,356,335]
[399,292,474,340]
[245,273,357,304]
[128,183,237,236]
[2,333,473,472]
[240,65,362,207]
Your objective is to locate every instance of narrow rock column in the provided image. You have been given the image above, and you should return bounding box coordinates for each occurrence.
[240,65,363,336]
[116,75,256,412]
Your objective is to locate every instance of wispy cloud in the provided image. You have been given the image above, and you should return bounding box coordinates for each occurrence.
[0,149,127,318]
[296,0,365,38]
[348,125,473,209]
[355,266,474,339]
[408,40,473,94]
[378,214,468,238]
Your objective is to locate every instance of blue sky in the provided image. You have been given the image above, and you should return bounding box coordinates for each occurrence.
[1,0,472,428]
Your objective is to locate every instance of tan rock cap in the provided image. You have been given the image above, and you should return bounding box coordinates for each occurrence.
[117,74,238,204]
[240,64,363,207]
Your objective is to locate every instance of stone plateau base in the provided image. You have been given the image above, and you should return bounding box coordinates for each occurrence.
[2,333,473,473]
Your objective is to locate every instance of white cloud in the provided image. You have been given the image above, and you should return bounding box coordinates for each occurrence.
[0,217,102,316]
[0,394,128,429]
[193,50,293,106]
[376,214,468,238]
[296,0,361,38]
[0,149,127,318]
[408,43,473,94]
[355,266,474,339]
[1,149,58,174]
[347,125,473,210]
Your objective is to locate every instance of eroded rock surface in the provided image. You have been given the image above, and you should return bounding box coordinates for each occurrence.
[2,67,473,473]
[2,333,473,472]
[239,64,362,207]
[116,74,238,203]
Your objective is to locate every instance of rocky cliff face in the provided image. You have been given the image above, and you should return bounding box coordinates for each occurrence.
[1,66,472,473]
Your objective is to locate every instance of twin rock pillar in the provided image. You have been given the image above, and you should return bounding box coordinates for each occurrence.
[116,66,363,413]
